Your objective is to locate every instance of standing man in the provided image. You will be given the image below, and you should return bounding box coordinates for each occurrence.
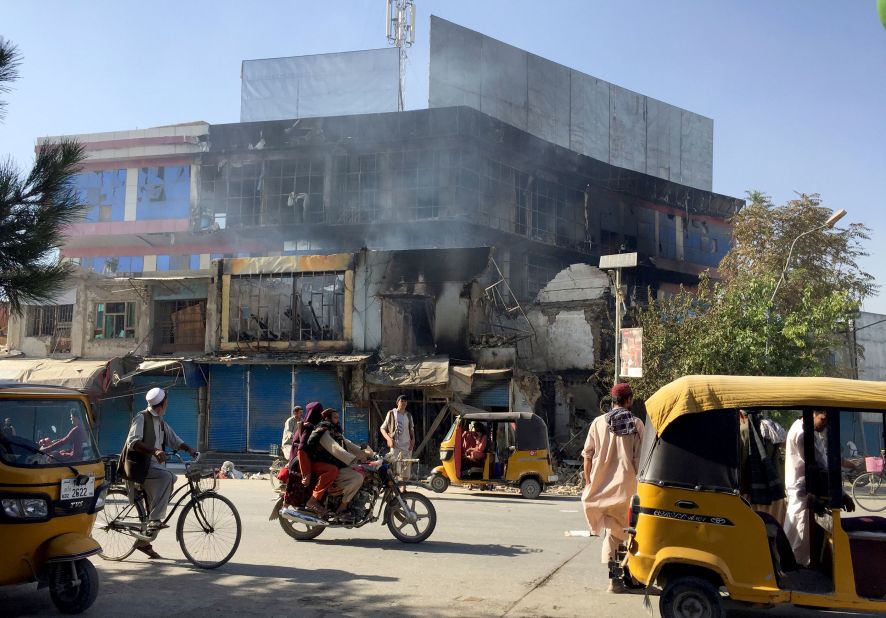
[783,410,829,566]
[581,383,645,593]
[380,395,415,482]
[125,387,198,558]
[281,405,303,461]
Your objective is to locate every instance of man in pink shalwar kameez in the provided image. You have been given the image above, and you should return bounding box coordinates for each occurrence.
[581,383,645,593]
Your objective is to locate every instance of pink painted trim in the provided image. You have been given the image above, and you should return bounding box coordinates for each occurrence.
[81,135,194,151]
[76,156,195,172]
[66,219,191,237]
[62,240,268,258]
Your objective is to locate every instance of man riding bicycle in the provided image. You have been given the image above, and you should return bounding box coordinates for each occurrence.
[124,387,198,558]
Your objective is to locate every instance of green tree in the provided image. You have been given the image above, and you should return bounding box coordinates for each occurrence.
[0,37,86,314]
[631,192,876,400]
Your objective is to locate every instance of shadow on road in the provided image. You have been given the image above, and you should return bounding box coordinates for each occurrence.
[314,537,542,556]
[437,493,579,505]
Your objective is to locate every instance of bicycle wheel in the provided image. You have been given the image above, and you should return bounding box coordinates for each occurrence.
[852,473,886,512]
[177,493,242,569]
[93,487,142,561]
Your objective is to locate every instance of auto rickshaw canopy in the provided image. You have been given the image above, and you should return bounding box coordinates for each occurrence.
[645,375,886,436]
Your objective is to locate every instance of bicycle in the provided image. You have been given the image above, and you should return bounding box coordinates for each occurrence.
[268,453,287,491]
[93,452,242,568]
[851,452,885,513]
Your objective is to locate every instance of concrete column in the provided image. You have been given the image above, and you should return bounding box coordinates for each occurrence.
[199,253,211,270]
[124,168,138,221]
[143,255,157,272]
[675,216,685,261]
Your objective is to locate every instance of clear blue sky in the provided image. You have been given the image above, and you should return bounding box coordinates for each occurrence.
[3,1,885,311]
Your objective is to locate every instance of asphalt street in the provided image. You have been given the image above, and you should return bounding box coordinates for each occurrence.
[0,480,874,617]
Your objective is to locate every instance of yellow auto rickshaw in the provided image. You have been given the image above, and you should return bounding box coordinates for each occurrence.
[428,403,558,499]
[0,382,105,613]
[625,375,886,617]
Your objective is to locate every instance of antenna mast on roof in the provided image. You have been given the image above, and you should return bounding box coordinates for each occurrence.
[385,0,416,111]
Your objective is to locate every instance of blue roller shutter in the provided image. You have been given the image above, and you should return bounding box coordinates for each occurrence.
[248,365,292,452]
[294,367,341,412]
[465,378,510,410]
[95,394,132,456]
[133,376,199,449]
[209,365,247,452]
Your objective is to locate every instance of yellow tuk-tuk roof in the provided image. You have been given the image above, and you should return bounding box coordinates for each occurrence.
[645,375,886,435]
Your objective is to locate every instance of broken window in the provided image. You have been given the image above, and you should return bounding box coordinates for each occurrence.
[526,253,564,301]
[337,154,379,223]
[94,301,137,339]
[381,296,435,356]
[228,271,345,343]
[28,305,74,337]
[154,300,206,353]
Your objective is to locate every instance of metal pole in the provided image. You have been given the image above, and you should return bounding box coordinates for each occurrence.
[614,267,622,385]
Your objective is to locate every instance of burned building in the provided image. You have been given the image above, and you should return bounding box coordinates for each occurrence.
[24,16,744,461]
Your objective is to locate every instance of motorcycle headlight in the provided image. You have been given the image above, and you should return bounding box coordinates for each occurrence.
[2,498,49,519]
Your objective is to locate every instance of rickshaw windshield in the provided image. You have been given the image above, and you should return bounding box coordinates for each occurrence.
[0,398,99,467]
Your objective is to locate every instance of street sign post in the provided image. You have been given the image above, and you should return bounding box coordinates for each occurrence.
[599,252,638,384]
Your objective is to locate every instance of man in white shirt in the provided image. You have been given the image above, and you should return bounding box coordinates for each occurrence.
[783,410,829,566]
[126,388,198,537]
[380,395,415,481]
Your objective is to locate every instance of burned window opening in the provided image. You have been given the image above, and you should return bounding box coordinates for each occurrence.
[229,270,345,344]
[154,300,206,353]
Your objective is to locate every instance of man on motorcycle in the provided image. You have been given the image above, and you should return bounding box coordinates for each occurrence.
[305,409,374,521]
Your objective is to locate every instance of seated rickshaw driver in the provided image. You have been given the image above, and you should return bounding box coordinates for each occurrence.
[39,409,86,460]
[462,421,487,466]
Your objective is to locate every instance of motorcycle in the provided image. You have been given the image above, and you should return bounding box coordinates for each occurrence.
[269,455,436,543]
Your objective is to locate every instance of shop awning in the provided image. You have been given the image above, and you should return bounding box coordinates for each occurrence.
[114,359,183,385]
[196,353,372,366]
[0,358,109,391]
[365,356,450,388]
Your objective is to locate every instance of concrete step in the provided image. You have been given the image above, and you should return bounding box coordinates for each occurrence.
[199,451,280,474]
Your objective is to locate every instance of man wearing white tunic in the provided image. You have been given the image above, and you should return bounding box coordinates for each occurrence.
[783,410,828,566]
[581,383,645,593]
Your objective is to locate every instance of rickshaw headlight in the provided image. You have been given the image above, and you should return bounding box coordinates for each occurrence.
[94,485,108,511]
[2,498,49,519]
[440,450,453,461]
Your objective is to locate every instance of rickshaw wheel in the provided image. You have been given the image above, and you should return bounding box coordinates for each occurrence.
[519,477,542,499]
[429,473,449,493]
[49,559,99,615]
[660,576,723,618]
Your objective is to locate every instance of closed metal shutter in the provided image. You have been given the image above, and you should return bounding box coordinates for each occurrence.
[294,367,342,411]
[209,365,247,452]
[248,365,292,452]
[95,393,132,456]
[464,378,510,410]
[133,376,199,449]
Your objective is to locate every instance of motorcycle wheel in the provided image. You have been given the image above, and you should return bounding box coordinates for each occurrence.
[385,491,436,543]
[278,513,325,540]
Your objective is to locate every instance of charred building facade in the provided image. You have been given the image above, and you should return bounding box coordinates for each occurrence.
[16,16,744,462]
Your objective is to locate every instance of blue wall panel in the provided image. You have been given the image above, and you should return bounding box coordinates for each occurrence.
[71,170,126,222]
[294,367,342,412]
[133,376,199,449]
[248,365,292,452]
[95,393,132,456]
[136,165,191,220]
[209,365,247,452]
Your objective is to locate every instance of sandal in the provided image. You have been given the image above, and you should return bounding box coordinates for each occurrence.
[304,498,328,518]
[135,543,163,559]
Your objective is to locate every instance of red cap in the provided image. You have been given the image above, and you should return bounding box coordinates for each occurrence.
[611,383,633,400]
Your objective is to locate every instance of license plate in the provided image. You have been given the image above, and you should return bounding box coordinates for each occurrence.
[60,476,95,501]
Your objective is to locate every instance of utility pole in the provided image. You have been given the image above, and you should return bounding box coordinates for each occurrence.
[599,252,638,384]
[385,0,416,111]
